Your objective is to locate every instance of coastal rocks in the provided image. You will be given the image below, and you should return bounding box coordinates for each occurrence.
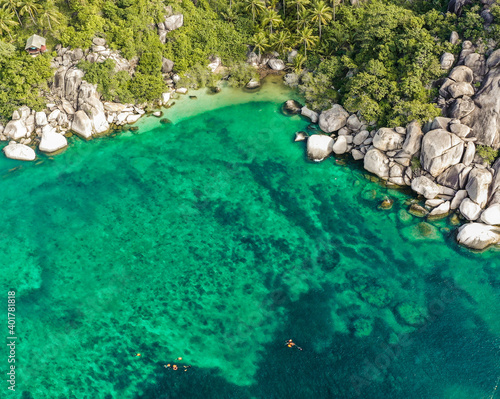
[411,176,440,199]
[246,78,261,89]
[364,149,389,179]
[3,120,28,140]
[307,135,333,162]
[373,128,404,151]
[436,163,468,190]
[71,110,93,139]
[440,52,455,70]
[402,121,423,156]
[420,129,464,177]
[282,100,302,115]
[39,126,68,153]
[459,198,482,220]
[466,168,493,208]
[447,96,475,119]
[481,204,500,225]
[268,58,285,71]
[332,135,348,155]
[447,82,475,98]
[448,65,474,84]
[294,131,308,142]
[451,189,468,209]
[457,223,500,250]
[35,112,48,127]
[319,105,349,133]
[3,143,36,161]
[301,106,318,123]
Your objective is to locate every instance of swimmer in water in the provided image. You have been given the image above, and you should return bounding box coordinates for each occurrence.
[286,339,303,351]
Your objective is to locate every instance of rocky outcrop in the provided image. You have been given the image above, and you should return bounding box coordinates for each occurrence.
[268,59,285,71]
[481,204,500,225]
[3,120,28,141]
[465,167,492,208]
[319,105,349,133]
[420,129,464,177]
[158,13,184,43]
[39,126,67,153]
[307,135,333,162]
[457,223,500,250]
[411,176,440,199]
[301,106,318,123]
[373,128,404,151]
[3,143,36,161]
[364,149,389,179]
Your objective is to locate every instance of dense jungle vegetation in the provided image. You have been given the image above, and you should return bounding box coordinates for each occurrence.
[0,0,499,125]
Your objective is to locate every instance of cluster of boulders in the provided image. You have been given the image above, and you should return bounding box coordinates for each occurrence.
[157,6,184,43]
[0,37,179,161]
[290,44,500,251]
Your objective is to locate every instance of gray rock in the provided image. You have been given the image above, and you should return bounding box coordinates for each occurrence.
[440,52,455,70]
[448,82,475,98]
[353,130,370,146]
[464,53,486,79]
[287,49,298,64]
[3,120,27,140]
[72,48,84,62]
[462,142,475,166]
[389,163,405,185]
[307,135,334,162]
[39,126,68,153]
[283,100,302,115]
[431,117,452,130]
[450,31,459,45]
[449,123,471,137]
[364,148,390,179]
[3,143,35,161]
[457,222,500,250]
[268,58,285,71]
[294,131,308,142]
[451,189,468,209]
[448,65,474,83]
[64,68,84,105]
[411,176,440,199]
[92,37,106,46]
[352,149,364,160]
[480,204,500,225]
[420,129,465,177]
[246,78,261,89]
[301,106,318,123]
[466,168,493,208]
[319,105,349,133]
[372,128,404,151]
[436,163,466,190]
[402,121,423,156]
[460,198,482,220]
[164,14,183,31]
[162,58,174,73]
[332,135,348,154]
[447,96,475,119]
[72,110,93,139]
[428,201,451,217]
[346,114,361,131]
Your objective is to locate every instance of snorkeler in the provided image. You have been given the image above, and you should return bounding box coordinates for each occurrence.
[285,339,303,351]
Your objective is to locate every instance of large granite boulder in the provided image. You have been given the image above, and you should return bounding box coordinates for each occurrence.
[64,68,85,106]
[466,168,493,208]
[307,135,333,162]
[373,128,404,151]
[448,65,474,83]
[402,121,423,156]
[411,176,440,199]
[3,143,35,161]
[72,110,93,139]
[39,126,68,153]
[420,129,464,177]
[447,82,474,98]
[465,49,500,149]
[332,135,348,155]
[457,223,500,250]
[364,148,389,179]
[319,105,349,133]
[481,204,500,225]
[301,106,318,123]
[436,163,467,190]
[459,198,482,220]
[3,119,28,140]
[440,52,455,70]
[447,96,475,119]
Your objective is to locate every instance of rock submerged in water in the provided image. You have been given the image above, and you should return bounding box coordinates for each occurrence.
[306,135,333,162]
[294,131,307,142]
[246,78,260,89]
[282,100,303,115]
[3,143,36,161]
[379,198,394,210]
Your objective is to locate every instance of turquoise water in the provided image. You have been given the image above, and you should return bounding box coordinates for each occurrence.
[1,82,499,399]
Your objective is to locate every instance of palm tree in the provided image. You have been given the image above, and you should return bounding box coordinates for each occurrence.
[310,0,332,41]
[252,31,268,58]
[261,8,282,34]
[331,0,340,21]
[271,30,291,57]
[244,0,265,24]
[1,0,22,25]
[38,1,61,31]
[297,26,317,57]
[0,8,17,39]
[293,52,306,73]
[289,0,309,32]
[19,0,41,24]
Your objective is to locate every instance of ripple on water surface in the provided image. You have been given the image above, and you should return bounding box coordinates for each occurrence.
[0,80,499,399]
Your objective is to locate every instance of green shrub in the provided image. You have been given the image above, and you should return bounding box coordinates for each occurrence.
[476,145,499,165]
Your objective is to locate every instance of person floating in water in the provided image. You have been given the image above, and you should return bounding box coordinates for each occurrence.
[285,339,303,351]
[164,358,192,372]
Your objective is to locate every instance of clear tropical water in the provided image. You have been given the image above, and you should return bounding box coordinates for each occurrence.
[1,79,499,399]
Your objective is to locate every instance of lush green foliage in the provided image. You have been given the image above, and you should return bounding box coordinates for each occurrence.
[476,145,499,165]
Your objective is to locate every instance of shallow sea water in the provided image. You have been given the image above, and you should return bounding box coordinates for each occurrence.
[1,79,499,399]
